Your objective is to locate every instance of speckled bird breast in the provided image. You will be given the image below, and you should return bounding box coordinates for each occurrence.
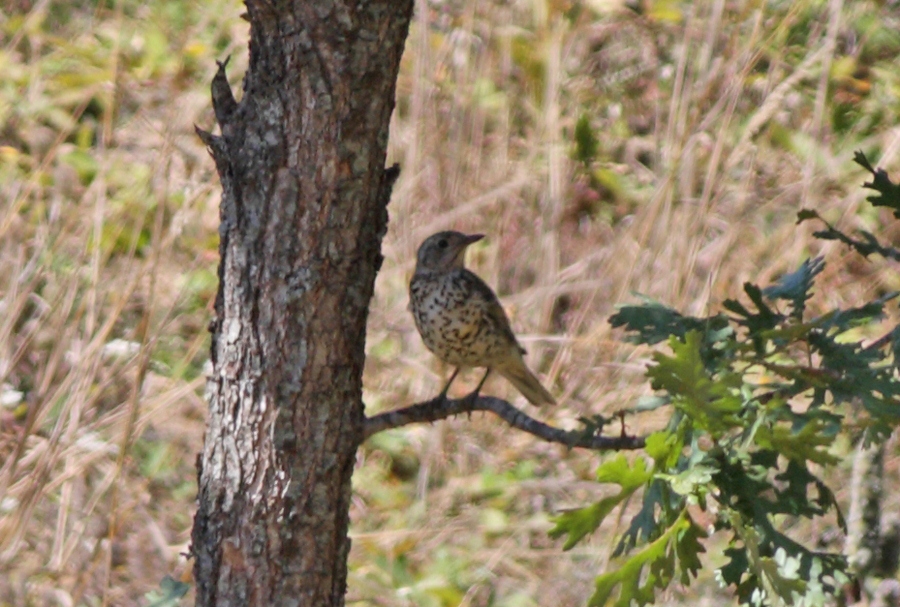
[409,269,512,367]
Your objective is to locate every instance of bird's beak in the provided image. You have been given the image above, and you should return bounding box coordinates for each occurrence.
[450,233,483,266]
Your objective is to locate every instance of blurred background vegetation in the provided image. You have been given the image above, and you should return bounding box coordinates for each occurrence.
[1,0,899,605]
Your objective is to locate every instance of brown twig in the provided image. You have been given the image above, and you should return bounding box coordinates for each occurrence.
[363,395,646,450]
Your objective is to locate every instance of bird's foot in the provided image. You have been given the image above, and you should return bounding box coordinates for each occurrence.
[461,388,481,407]
[461,390,481,420]
[463,369,489,408]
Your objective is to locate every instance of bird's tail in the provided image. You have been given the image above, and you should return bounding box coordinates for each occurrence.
[498,359,556,406]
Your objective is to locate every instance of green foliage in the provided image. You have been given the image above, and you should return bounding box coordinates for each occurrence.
[144,576,190,607]
[797,151,900,262]
[853,150,900,215]
[556,154,900,606]
[574,114,599,166]
[591,512,704,607]
[551,455,652,550]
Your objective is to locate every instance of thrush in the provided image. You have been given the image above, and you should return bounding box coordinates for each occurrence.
[408,231,556,406]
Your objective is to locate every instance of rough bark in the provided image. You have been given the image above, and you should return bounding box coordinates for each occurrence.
[191,2,412,606]
[846,440,884,579]
[845,436,900,603]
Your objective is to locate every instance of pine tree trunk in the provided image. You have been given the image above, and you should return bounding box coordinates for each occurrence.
[191,3,413,605]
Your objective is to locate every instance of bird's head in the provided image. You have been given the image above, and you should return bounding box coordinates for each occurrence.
[414,231,484,273]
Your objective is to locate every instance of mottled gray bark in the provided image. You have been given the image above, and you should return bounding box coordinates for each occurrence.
[845,435,900,604]
[191,2,412,605]
[846,440,884,578]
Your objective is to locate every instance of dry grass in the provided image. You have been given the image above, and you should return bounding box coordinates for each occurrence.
[1,0,900,605]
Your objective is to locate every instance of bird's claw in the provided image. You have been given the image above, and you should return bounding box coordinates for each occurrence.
[462,389,480,407]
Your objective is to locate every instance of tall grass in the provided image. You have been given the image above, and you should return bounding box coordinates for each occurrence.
[0,1,244,603]
[1,0,898,605]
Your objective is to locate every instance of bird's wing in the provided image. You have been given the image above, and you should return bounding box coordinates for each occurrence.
[460,270,527,354]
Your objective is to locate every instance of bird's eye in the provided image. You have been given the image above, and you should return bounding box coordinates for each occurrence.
[437,239,448,249]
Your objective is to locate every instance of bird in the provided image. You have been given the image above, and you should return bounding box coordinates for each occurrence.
[408,230,556,406]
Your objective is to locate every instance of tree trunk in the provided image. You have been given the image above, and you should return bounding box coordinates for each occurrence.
[191,3,413,605]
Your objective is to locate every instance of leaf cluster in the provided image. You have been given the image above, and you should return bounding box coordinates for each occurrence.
[552,154,900,606]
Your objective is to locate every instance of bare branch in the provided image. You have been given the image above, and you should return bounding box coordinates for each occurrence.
[363,395,646,450]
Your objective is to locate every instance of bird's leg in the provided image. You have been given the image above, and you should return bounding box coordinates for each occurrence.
[462,369,491,404]
[438,367,461,402]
